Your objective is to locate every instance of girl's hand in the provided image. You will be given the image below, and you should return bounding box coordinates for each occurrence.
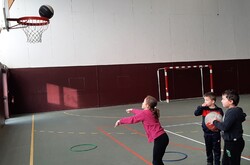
[126,109,132,113]
[114,120,120,127]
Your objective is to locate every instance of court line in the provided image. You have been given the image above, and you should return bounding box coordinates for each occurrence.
[165,129,205,145]
[63,111,195,119]
[164,122,250,139]
[29,115,34,165]
[122,125,146,137]
[243,133,250,137]
[123,125,204,151]
[123,126,249,159]
[165,129,250,161]
[64,111,250,159]
[163,122,201,127]
[63,111,119,118]
[97,127,152,165]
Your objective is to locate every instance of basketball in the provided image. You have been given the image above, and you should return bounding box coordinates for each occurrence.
[39,5,54,19]
[205,112,222,131]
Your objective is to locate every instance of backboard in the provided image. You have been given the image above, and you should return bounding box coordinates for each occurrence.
[1,0,13,31]
[1,0,51,43]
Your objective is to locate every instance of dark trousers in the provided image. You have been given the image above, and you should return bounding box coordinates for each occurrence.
[152,133,169,165]
[222,138,245,165]
[204,132,221,165]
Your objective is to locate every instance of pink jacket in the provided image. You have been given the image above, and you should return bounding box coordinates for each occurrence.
[120,109,166,143]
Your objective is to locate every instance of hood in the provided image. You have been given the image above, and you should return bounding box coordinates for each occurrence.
[236,107,247,122]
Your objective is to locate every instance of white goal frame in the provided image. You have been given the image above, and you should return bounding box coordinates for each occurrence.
[157,65,214,102]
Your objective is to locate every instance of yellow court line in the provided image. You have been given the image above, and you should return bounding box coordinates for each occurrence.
[30,115,34,165]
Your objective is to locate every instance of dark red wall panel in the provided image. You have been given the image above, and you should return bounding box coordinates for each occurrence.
[7,59,250,115]
[237,60,250,94]
[98,64,159,106]
[9,66,100,114]
[211,61,239,95]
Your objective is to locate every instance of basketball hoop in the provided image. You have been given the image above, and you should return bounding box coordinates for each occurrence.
[7,16,50,43]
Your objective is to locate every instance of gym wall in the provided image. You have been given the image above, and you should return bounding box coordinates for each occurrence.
[8,59,250,115]
[1,0,250,68]
[1,0,250,115]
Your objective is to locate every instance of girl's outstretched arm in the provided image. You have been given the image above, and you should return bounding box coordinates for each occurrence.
[126,109,133,113]
[114,120,120,127]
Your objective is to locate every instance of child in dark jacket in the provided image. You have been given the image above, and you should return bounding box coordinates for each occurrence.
[213,89,246,165]
[194,92,224,165]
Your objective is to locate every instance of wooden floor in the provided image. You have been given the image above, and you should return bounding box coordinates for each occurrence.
[0,95,249,165]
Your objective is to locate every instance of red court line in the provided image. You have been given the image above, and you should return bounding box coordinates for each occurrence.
[122,125,146,137]
[97,127,152,165]
[123,125,205,151]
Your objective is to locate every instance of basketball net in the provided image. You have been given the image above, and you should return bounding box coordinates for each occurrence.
[22,23,49,43]
[7,16,50,43]
[19,17,49,43]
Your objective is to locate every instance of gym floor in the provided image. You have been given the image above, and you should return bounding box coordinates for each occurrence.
[0,95,249,165]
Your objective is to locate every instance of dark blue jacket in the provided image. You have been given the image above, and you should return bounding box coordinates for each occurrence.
[213,107,246,141]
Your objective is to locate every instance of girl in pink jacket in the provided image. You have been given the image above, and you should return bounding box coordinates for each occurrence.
[115,95,169,165]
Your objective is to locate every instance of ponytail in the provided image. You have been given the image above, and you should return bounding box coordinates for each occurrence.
[152,108,160,119]
[145,95,160,119]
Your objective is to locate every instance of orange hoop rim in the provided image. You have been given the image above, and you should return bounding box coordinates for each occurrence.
[7,16,50,27]
[17,16,49,26]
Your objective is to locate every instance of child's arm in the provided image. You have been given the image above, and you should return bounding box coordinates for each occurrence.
[114,112,144,127]
[114,120,120,127]
[194,105,205,116]
[115,109,143,127]
[126,109,142,115]
[126,109,133,113]
[213,110,235,131]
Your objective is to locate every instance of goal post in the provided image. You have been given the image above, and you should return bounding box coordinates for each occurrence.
[157,65,213,102]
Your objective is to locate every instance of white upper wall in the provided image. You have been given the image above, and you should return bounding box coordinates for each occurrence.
[0,0,250,68]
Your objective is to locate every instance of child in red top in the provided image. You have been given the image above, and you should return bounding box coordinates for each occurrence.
[194,92,224,165]
[115,95,169,165]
